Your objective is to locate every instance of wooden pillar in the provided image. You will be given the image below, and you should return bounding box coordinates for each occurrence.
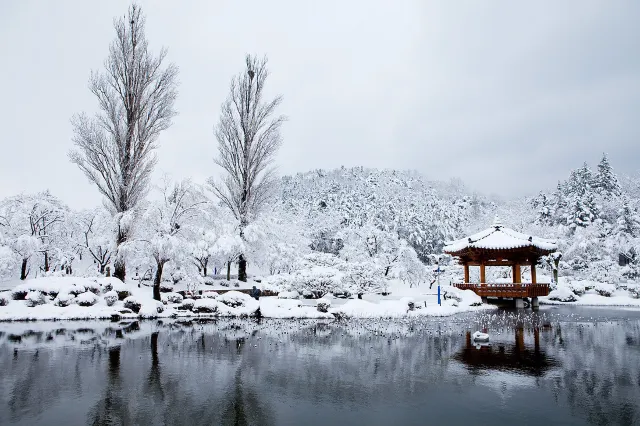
[531,262,537,284]
[512,264,521,284]
[480,263,486,284]
[464,264,470,283]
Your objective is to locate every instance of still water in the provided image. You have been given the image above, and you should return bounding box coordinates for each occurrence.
[1,306,640,426]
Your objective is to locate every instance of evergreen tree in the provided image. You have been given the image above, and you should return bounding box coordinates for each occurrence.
[552,181,567,224]
[533,192,553,225]
[567,194,597,230]
[595,153,621,197]
[615,199,640,238]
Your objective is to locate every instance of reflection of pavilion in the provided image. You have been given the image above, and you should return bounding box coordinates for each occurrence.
[454,328,559,377]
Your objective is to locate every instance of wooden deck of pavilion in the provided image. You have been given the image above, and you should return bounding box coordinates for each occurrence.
[443,217,558,307]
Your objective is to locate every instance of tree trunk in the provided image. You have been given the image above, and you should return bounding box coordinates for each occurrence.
[384,266,390,276]
[203,265,207,278]
[227,261,231,281]
[44,252,49,272]
[153,262,163,301]
[100,263,106,275]
[238,254,247,282]
[114,261,126,281]
[20,258,28,280]
[114,230,127,281]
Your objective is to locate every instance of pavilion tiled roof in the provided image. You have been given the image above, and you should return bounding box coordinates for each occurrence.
[444,216,557,254]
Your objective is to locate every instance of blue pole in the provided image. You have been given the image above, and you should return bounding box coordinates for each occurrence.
[437,285,441,305]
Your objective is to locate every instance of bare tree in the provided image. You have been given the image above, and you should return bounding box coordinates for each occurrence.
[210,55,286,281]
[76,209,113,275]
[70,4,178,282]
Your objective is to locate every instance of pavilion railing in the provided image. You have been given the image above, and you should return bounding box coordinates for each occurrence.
[453,283,550,298]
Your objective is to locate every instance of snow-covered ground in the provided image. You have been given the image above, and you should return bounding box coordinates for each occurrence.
[541,278,640,307]
[0,276,493,322]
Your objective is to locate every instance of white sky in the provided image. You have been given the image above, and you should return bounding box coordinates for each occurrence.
[1,0,639,208]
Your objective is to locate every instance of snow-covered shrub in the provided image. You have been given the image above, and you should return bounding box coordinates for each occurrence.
[76,292,99,307]
[11,287,28,300]
[53,293,75,307]
[179,298,195,311]
[25,291,46,307]
[159,283,174,293]
[341,263,383,297]
[277,290,299,299]
[548,287,578,302]
[123,296,142,313]
[0,292,11,306]
[84,281,101,295]
[296,267,342,298]
[162,292,184,304]
[140,301,165,316]
[201,291,218,299]
[316,298,331,313]
[594,282,615,297]
[443,289,462,303]
[628,285,640,299]
[567,281,586,296]
[68,284,87,297]
[203,276,216,286]
[192,299,219,313]
[405,298,416,311]
[263,274,294,291]
[301,290,314,299]
[217,291,250,308]
[332,289,351,299]
[96,277,122,293]
[103,291,119,307]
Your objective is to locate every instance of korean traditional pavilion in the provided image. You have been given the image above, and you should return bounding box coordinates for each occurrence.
[443,217,557,308]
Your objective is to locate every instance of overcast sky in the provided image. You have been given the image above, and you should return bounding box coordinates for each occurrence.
[1,1,639,209]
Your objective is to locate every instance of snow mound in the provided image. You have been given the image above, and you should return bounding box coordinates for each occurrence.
[192,298,219,314]
[53,292,76,307]
[594,283,616,297]
[76,292,99,307]
[139,300,164,317]
[259,298,331,319]
[548,287,578,302]
[161,292,183,304]
[0,292,10,306]
[216,291,259,317]
[277,291,299,299]
[25,291,46,307]
[123,296,141,313]
[103,291,119,306]
[316,298,331,313]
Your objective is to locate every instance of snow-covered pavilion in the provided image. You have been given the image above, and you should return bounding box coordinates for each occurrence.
[443,217,557,308]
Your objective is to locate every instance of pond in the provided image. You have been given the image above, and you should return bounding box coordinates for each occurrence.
[1,306,640,426]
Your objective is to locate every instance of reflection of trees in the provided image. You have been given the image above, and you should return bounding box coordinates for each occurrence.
[145,332,164,400]
[543,322,640,426]
[219,350,276,426]
[88,346,132,425]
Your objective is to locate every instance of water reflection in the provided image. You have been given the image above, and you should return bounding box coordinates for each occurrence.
[0,310,639,426]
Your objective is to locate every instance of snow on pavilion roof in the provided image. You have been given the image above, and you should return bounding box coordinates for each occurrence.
[444,216,557,254]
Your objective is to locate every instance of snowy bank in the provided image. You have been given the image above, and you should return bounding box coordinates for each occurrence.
[541,279,640,307]
[0,277,497,321]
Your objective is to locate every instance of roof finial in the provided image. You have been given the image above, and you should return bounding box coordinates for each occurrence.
[492,215,503,229]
